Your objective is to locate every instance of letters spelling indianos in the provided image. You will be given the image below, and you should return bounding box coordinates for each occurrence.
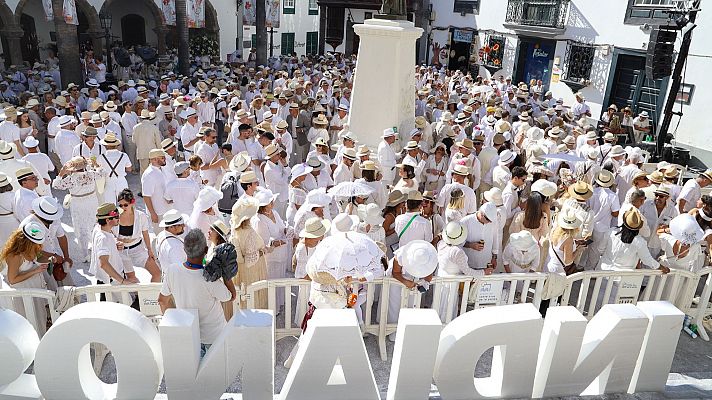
[0,301,683,399]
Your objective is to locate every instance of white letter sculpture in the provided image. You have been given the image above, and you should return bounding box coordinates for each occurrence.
[280,309,379,400]
[532,304,649,397]
[34,302,163,400]
[386,309,442,400]
[159,309,274,400]
[0,309,41,399]
[434,303,543,399]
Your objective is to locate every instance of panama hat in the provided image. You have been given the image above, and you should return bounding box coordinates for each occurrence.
[342,147,357,161]
[160,209,185,228]
[229,151,251,173]
[456,138,475,151]
[0,141,15,160]
[531,180,558,197]
[609,145,627,158]
[32,196,63,221]
[493,133,506,146]
[264,144,280,158]
[232,196,260,227]
[254,189,279,207]
[148,149,166,159]
[509,231,539,254]
[622,208,644,230]
[663,166,679,179]
[101,132,121,147]
[23,136,39,149]
[649,170,664,184]
[357,203,385,226]
[595,170,615,188]
[484,187,504,207]
[398,240,438,279]
[558,208,582,230]
[16,167,35,180]
[442,221,468,246]
[568,181,593,201]
[700,169,712,182]
[193,186,222,212]
[479,202,498,223]
[387,190,407,207]
[360,160,378,171]
[331,213,359,235]
[300,217,331,238]
[452,164,470,176]
[20,220,46,244]
[312,114,328,125]
[96,203,119,221]
[498,149,516,165]
[653,184,671,197]
[239,170,258,184]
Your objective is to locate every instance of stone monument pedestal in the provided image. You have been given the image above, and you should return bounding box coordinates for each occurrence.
[348,19,423,150]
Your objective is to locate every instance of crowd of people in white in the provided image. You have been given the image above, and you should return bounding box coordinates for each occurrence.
[0,52,710,357]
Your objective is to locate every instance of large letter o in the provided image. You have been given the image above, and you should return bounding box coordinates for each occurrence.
[34,302,163,399]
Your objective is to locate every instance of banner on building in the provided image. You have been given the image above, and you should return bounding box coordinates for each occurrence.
[43,0,53,21]
[243,0,281,29]
[162,0,176,26]
[63,0,79,25]
[187,0,205,28]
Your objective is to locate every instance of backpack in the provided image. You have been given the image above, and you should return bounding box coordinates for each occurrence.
[218,173,240,213]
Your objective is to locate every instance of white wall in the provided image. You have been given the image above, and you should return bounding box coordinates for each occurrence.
[242,2,320,57]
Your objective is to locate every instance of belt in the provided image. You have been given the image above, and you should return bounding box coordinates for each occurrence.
[72,190,95,198]
[124,239,143,250]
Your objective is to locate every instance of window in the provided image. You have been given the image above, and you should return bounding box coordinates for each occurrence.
[309,0,318,15]
[453,0,480,14]
[481,34,505,69]
[281,33,295,56]
[505,0,569,29]
[625,0,678,24]
[283,0,295,14]
[306,32,318,55]
[251,34,256,49]
[561,41,595,84]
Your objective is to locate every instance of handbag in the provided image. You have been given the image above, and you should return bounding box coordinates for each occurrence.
[54,286,76,313]
[51,261,68,282]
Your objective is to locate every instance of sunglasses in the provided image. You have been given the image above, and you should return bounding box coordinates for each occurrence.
[654,193,668,198]
[118,202,131,208]
[106,216,118,221]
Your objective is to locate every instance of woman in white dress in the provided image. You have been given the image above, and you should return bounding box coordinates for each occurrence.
[541,209,584,315]
[17,109,37,154]
[383,240,438,339]
[424,143,449,193]
[0,221,49,335]
[436,222,494,322]
[187,186,222,239]
[252,189,294,310]
[393,162,419,195]
[355,161,387,209]
[292,217,330,325]
[287,164,312,228]
[114,189,161,282]
[51,156,106,262]
[0,174,18,244]
[356,203,386,245]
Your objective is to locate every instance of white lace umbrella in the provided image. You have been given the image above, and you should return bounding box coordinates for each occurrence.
[670,214,704,245]
[327,181,374,198]
[306,232,384,281]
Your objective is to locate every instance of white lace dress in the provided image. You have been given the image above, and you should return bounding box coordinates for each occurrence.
[52,168,107,260]
[1,258,48,335]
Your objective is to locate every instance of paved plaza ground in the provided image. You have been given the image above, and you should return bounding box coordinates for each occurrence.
[54,174,712,399]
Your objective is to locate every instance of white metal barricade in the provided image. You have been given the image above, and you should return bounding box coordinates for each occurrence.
[685,267,712,341]
[245,274,549,361]
[0,288,60,336]
[561,269,699,319]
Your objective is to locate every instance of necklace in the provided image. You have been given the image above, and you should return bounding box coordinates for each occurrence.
[184,261,204,270]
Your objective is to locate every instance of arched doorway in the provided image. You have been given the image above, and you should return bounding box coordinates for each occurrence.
[0,0,23,67]
[121,14,146,48]
[100,0,165,50]
[19,13,39,63]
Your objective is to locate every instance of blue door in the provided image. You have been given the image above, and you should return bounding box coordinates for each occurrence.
[515,38,555,90]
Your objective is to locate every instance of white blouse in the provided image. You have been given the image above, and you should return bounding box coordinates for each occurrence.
[597,231,660,271]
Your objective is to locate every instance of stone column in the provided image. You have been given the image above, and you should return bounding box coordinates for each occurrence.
[153,26,168,55]
[52,0,83,87]
[348,19,423,149]
[1,28,24,67]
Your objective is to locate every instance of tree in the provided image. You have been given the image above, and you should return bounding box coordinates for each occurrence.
[255,0,267,65]
[176,0,190,76]
[52,0,82,86]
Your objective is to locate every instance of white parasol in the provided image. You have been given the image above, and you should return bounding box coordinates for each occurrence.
[543,153,584,164]
[327,181,374,198]
[306,232,384,281]
[669,214,704,245]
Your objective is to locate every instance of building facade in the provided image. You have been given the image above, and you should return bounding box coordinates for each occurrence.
[241,0,320,58]
[430,0,711,164]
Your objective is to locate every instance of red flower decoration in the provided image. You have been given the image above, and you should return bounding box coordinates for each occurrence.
[492,43,500,52]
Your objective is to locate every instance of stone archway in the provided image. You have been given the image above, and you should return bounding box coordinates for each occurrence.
[99,0,168,54]
[14,0,102,55]
[0,0,24,67]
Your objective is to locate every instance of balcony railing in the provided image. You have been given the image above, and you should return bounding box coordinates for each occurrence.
[505,0,570,29]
